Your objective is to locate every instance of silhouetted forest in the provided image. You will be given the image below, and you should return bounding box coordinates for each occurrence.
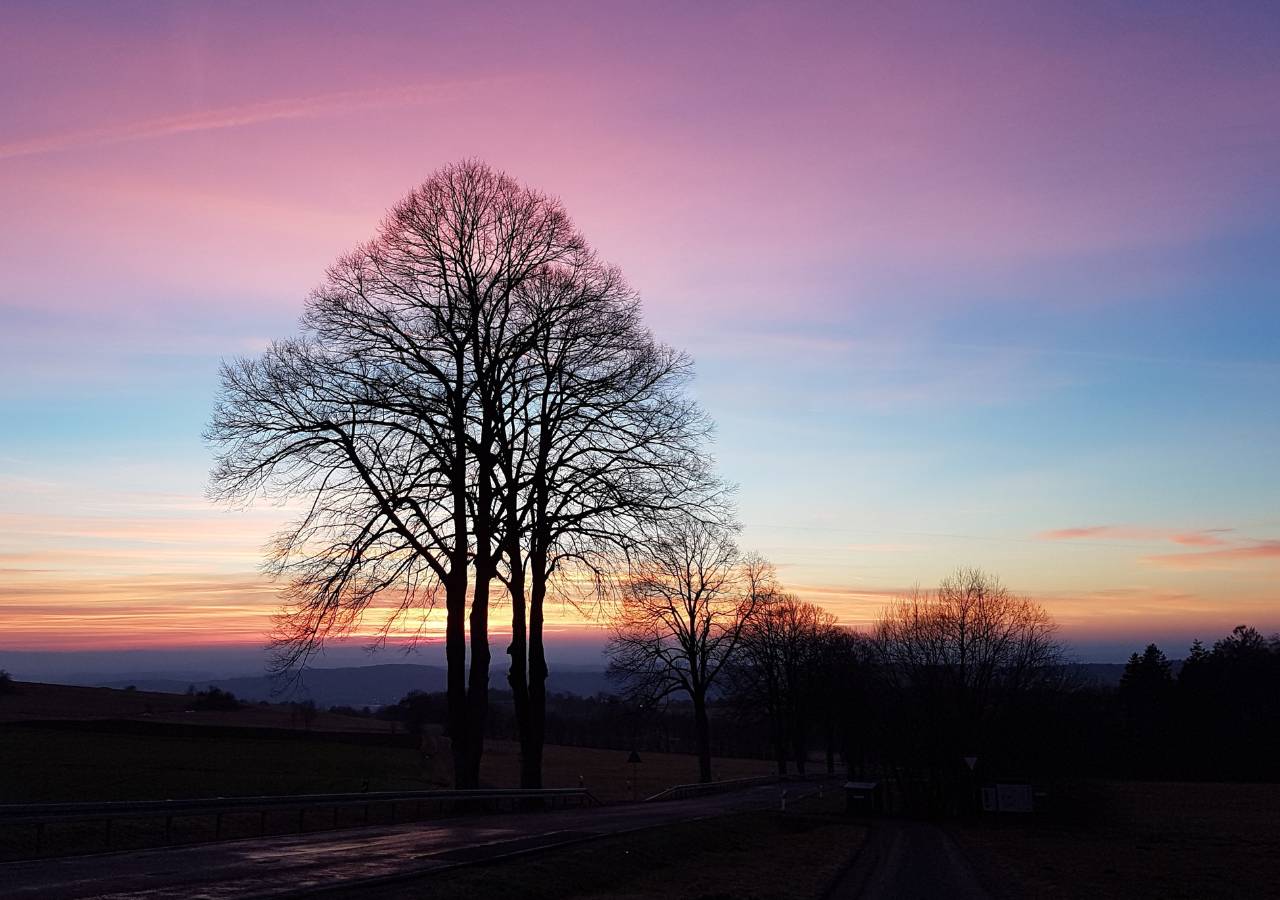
[377,617,1279,804]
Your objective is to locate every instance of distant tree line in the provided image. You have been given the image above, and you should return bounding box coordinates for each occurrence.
[1094,625,1280,780]
[184,686,242,711]
[331,560,1280,803]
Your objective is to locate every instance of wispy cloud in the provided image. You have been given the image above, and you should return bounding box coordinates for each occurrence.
[1038,526,1232,547]
[0,78,508,162]
[1144,541,1280,570]
[1040,525,1280,570]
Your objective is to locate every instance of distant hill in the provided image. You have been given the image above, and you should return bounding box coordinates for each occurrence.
[0,680,389,732]
[1065,663,1127,687]
[97,663,614,708]
[86,661,1137,706]
[1065,660,1183,688]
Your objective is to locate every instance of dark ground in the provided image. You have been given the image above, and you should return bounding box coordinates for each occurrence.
[953,780,1280,899]
[831,820,989,899]
[0,783,857,900]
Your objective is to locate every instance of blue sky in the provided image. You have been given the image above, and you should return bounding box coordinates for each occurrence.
[1,1,1277,669]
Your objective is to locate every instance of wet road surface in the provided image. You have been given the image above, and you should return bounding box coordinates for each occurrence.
[1,784,793,899]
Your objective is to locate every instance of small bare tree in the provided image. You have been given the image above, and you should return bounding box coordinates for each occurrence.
[876,567,1061,709]
[874,567,1062,810]
[606,517,767,783]
[730,593,836,774]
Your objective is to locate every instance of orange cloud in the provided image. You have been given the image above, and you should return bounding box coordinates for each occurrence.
[0,569,605,651]
[1038,525,1231,546]
[1144,541,1280,571]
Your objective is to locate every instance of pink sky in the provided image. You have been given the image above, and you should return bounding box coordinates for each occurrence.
[2,3,1278,662]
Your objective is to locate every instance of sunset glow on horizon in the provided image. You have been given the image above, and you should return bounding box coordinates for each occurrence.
[2,2,1278,666]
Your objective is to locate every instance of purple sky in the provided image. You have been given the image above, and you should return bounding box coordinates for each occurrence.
[2,2,1278,672]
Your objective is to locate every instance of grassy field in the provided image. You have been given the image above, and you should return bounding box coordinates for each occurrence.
[0,680,389,732]
[0,725,773,805]
[0,727,775,858]
[336,791,864,900]
[0,723,430,802]
[0,683,776,858]
[0,681,774,804]
[953,780,1280,899]
[479,738,775,804]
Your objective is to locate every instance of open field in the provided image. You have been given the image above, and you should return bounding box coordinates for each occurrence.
[331,791,864,900]
[0,681,776,858]
[0,722,428,803]
[0,725,772,806]
[0,726,772,857]
[0,680,389,732]
[478,738,776,804]
[954,780,1280,899]
[0,681,774,805]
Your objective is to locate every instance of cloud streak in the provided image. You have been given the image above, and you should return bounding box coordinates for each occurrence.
[1144,540,1280,570]
[1038,526,1232,547]
[0,78,508,162]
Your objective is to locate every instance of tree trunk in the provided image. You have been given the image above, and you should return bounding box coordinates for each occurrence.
[527,547,549,790]
[693,692,712,784]
[446,374,470,788]
[465,392,496,790]
[506,544,534,788]
[824,715,836,775]
[446,568,469,788]
[773,712,788,775]
[466,565,492,788]
[791,702,808,776]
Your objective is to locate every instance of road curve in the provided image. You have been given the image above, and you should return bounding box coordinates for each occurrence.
[0,784,794,900]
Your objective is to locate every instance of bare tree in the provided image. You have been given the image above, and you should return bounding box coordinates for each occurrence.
[810,623,869,775]
[606,518,766,783]
[730,593,835,774]
[208,160,584,788]
[210,159,720,791]
[876,567,1061,708]
[873,567,1062,810]
[498,262,719,787]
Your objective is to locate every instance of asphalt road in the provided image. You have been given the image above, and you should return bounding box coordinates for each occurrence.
[829,821,991,900]
[0,784,795,900]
